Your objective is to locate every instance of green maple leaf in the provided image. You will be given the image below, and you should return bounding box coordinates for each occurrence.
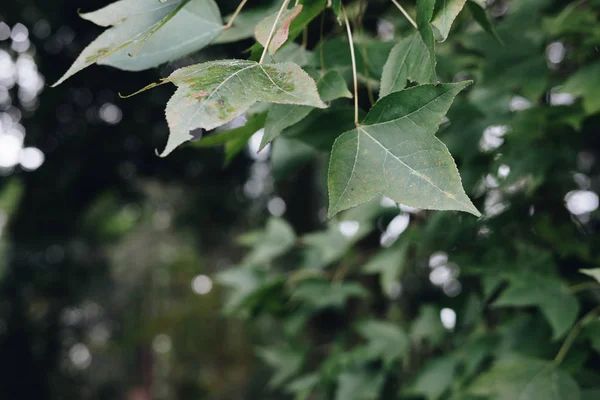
[158,59,326,156]
[53,0,223,85]
[327,82,480,218]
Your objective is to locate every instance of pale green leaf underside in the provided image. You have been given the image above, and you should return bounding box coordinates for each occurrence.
[468,355,580,400]
[580,268,600,283]
[255,5,303,55]
[380,32,436,97]
[53,0,223,86]
[431,0,467,42]
[162,59,326,156]
[327,83,480,218]
[260,70,351,150]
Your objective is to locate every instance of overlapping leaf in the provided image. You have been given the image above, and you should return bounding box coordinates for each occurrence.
[255,4,303,55]
[53,0,223,85]
[261,70,351,150]
[380,33,436,97]
[158,59,326,156]
[431,0,467,41]
[327,83,480,218]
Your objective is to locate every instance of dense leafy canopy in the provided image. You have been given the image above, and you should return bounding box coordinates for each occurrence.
[48,0,600,399]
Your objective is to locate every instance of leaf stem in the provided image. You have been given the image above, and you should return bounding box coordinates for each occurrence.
[554,305,600,365]
[259,0,292,64]
[224,0,249,29]
[342,7,359,126]
[390,0,417,29]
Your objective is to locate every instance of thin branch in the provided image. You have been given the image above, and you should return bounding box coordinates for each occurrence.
[390,0,417,29]
[259,0,292,64]
[342,7,359,126]
[554,305,600,365]
[224,0,249,29]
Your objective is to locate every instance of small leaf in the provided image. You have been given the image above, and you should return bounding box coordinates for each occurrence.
[243,217,296,265]
[327,83,479,218]
[261,70,351,150]
[53,0,223,85]
[467,355,580,400]
[431,0,467,42]
[580,269,600,284]
[410,305,446,346]
[159,60,326,156]
[356,320,410,367]
[380,32,436,97]
[255,5,303,55]
[335,370,385,400]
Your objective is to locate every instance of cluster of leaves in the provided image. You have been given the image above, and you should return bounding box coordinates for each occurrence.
[55,0,600,399]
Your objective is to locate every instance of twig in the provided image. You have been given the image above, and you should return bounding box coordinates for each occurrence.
[224,0,249,29]
[342,7,359,126]
[390,0,417,29]
[554,305,600,365]
[259,0,292,64]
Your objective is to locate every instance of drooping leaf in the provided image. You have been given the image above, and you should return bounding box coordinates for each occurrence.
[327,82,480,218]
[380,32,436,97]
[255,5,303,55]
[243,217,296,265]
[356,320,410,367]
[417,0,437,82]
[53,0,223,85]
[467,355,580,400]
[561,62,600,115]
[431,0,467,42]
[261,70,351,150]
[493,272,579,339]
[157,59,326,156]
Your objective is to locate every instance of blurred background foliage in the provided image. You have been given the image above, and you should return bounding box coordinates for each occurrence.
[0,0,599,399]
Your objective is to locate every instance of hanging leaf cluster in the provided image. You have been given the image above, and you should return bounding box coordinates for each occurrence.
[54,0,600,399]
